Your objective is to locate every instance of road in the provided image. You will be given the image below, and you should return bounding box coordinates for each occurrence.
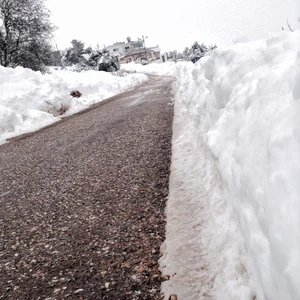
[0,76,174,300]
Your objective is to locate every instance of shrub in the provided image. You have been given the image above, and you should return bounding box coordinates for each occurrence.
[62,42,119,72]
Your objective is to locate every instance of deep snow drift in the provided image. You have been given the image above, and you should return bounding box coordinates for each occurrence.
[163,31,300,300]
[0,67,147,144]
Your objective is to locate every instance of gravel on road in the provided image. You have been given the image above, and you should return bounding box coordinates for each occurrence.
[0,76,174,300]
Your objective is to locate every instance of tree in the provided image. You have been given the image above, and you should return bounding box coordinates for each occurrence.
[98,49,119,72]
[183,47,190,60]
[61,42,120,72]
[183,42,217,63]
[167,50,179,62]
[0,0,55,71]
[16,39,53,70]
[189,42,208,62]
[62,39,85,66]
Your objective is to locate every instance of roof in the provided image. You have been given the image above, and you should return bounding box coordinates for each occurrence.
[106,40,142,49]
[147,45,160,52]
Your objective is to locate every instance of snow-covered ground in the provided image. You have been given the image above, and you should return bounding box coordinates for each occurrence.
[121,61,176,76]
[1,30,300,300]
[0,67,147,144]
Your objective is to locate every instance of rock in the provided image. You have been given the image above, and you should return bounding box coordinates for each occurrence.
[169,294,178,300]
[147,260,155,267]
[161,275,170,282]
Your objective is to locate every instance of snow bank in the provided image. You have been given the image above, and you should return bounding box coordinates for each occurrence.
[0,67,147,144]
[172,31,300,300]
[160,79,252,300]
[121,61,176,76]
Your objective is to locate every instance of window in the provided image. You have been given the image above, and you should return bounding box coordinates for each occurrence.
[113,48,119,52]
[125,46,130,51]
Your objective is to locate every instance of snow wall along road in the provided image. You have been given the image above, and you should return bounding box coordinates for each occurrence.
[174,31,300,300]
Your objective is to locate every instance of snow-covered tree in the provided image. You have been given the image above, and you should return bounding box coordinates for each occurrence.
[62,42,119,72]
[62,39,85,66]
[183,47,190,60]
[0,0,54,71]
[98,50,119,72]
[16,39,53,71]
[183,42,217,63]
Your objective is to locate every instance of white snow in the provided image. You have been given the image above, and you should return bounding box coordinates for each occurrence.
[160,31,300,300]
[159,88,253,300]
[121,61,176,76]
[1,30,300,300]
[0,67,147,144]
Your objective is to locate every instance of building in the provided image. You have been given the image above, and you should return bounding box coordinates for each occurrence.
[106,38,161,64]
[106,39,143,56]
[118,46,161,64]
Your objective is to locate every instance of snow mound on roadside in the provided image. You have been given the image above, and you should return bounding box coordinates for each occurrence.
[160,83,253,300]
[172,31,300,300]
[0,67,147,144]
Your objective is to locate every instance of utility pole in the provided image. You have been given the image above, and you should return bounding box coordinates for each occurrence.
[140,35,148,64]
[138,37,141,63]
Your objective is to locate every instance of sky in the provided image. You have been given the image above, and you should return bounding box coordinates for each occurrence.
[46,0,299,52]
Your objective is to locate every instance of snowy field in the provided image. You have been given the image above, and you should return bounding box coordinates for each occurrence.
[0,67,147,144]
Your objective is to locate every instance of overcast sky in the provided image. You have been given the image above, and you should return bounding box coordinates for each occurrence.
[46,0,299,52]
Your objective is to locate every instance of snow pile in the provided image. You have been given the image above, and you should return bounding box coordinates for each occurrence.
[160,81,252,300]
[0,67,147,144]
[166,31,300,300]
[121,61,177,76]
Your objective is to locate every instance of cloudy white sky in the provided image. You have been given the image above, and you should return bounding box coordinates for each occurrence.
[46,0,299,52]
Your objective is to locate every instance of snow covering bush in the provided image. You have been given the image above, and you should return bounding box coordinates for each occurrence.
[0,66,147,144]
[62,42,119,72]
[183,41,217,63]
[174,31,300,300]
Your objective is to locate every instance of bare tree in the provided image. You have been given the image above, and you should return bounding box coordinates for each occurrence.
[0,0,54,71]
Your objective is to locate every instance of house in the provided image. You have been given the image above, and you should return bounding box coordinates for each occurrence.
[106,39,143,56]
[106,37,161,64]
[118,46,161,64]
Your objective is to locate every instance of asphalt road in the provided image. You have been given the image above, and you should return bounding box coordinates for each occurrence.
[0,76,174,300]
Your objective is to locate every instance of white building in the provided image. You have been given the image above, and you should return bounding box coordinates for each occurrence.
[106,39,144,56]
[118,46,161,64]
